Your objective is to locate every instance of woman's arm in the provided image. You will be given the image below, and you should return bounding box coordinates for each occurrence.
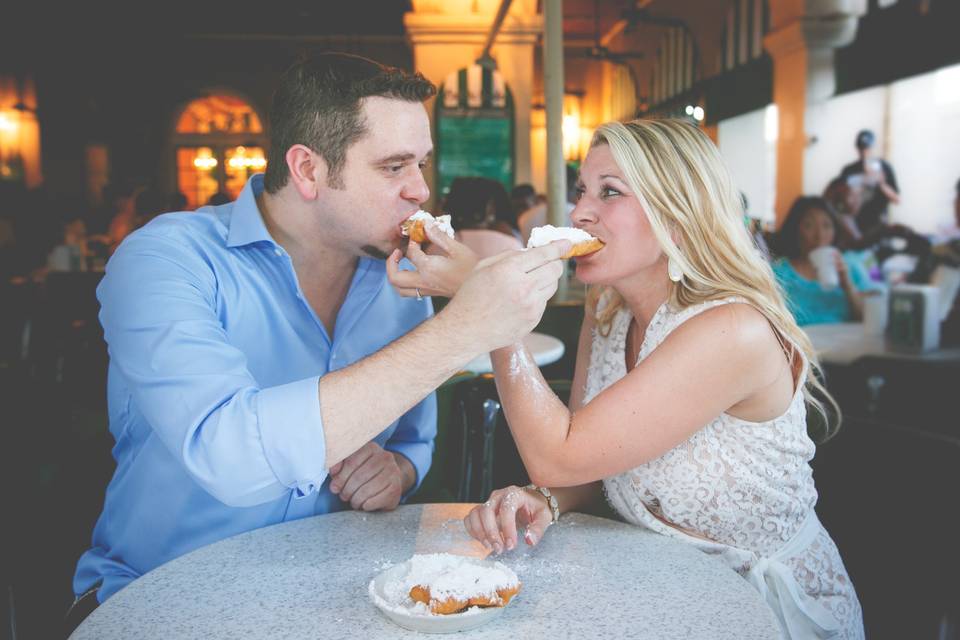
[464,309,604,550]
[494,302,789,488]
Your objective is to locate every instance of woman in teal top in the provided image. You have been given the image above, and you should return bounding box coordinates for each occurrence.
[772,196,874,326]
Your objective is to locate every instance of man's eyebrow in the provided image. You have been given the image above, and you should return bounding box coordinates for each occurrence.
[373,150,434,165]
[373,152,416,165]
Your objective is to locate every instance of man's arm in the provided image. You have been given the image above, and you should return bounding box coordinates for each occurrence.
[319,243,568,466]
[102,229,567,507]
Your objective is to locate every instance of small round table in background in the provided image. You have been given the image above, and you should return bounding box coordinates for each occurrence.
[72,504,780,639]
[463,331,564,374]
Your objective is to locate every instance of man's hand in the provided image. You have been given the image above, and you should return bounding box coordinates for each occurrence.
[440,240,570,355]
[328,442,415,511]
[387,222,479,298]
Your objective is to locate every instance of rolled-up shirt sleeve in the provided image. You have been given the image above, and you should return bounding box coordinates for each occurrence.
[99,231,327,507]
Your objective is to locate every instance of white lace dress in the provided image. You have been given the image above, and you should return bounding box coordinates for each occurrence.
[585,295,864,639]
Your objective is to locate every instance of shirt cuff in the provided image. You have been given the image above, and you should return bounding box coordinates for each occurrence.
[257,375,326,497]
[384,440,433,501]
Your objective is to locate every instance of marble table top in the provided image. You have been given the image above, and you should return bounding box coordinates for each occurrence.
[72,503,779,639]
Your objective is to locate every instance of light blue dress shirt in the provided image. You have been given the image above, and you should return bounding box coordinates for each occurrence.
[773,252,875,326]
[74,174,436,603]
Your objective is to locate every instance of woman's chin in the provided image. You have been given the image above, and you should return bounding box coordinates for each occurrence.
[574,264,603,285]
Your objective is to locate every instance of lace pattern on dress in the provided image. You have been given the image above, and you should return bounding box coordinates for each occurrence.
[584,296,864,639]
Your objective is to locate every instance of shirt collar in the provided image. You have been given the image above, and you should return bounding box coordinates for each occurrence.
[227,174,276,248]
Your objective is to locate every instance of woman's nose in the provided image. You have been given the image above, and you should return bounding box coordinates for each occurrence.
[571,202,595,226]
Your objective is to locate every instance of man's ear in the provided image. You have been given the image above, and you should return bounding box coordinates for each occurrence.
[285,145,328,201]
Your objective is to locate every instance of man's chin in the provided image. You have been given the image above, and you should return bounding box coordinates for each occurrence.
[360,240,404,261]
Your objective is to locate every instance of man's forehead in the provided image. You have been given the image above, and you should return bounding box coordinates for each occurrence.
[353,97,432,158]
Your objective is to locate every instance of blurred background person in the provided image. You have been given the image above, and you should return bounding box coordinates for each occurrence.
[839,129,900,237]
[103,182,140,254]
[518,165,579,244]
[47,214,90,273]
[509,183,537,222]
[771,196,876,326]
[133,186,169,229]
[206,191,231,206]
[168,191,189,213]
[443,176,522,258]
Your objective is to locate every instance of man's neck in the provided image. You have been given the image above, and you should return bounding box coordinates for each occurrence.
[257,188,358,336]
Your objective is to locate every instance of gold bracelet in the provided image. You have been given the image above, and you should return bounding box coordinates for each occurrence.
[525,484,560,524]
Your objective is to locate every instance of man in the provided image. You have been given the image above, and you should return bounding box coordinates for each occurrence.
[839,129,901,236]
[68,52,566,633]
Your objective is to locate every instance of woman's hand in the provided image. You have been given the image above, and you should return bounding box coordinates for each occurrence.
[387,221,479,298]
[835,252,865,320]
[464,485,554,554]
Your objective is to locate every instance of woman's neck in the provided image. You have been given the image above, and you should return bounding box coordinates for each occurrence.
[616,261,671,329]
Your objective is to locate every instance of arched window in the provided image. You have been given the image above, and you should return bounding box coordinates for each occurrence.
[172,93,267,209]
[435,64,515,196]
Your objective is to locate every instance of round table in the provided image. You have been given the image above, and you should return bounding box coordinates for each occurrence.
[463,332,564,374]
[805,322,960,366]
[72,504,779,639]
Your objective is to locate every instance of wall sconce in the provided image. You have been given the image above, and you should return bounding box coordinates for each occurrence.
[0,108,25,181]
[563,92,585,162]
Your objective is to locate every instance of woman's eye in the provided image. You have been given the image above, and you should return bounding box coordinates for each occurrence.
[600,187,621,198]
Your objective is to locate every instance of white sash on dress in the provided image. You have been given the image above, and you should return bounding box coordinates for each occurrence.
[744,511,841,639]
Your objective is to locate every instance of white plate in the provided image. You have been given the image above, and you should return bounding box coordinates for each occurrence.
[368,559,511,634]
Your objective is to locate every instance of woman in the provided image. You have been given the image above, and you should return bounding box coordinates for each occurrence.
[772,196,874,326]
[444,176,523,257]
[393,119,863,639]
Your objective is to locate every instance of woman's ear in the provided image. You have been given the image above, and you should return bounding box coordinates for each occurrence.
[285,145,328,201]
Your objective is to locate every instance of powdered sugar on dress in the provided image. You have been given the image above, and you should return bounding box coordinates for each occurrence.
[585,293,864,639]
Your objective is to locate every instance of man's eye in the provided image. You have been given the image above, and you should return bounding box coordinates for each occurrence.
[388,165,404,173]
[418,160,430,170]
[574,187,585,201]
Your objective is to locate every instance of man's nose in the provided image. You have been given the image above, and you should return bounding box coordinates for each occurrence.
[403,169,430,205]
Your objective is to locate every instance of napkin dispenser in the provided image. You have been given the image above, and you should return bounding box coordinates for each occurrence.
[887,284,940,352]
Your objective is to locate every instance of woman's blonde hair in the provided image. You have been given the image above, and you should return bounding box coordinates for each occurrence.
[588,118,840,439]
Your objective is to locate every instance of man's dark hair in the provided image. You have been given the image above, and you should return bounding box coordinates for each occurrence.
[773,196,840,259]
[855,129,875,150]
[263,52,436,193]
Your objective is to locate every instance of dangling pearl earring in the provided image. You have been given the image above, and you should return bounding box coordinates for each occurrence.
[668,256,683,282]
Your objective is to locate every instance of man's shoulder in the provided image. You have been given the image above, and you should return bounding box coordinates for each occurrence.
[123,210,228,253]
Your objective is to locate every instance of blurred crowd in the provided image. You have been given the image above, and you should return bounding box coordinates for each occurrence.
[757,130,960,344]
[0,183,196,283]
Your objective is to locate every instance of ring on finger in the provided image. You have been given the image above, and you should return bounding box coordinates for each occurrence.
[415,287,422,300]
